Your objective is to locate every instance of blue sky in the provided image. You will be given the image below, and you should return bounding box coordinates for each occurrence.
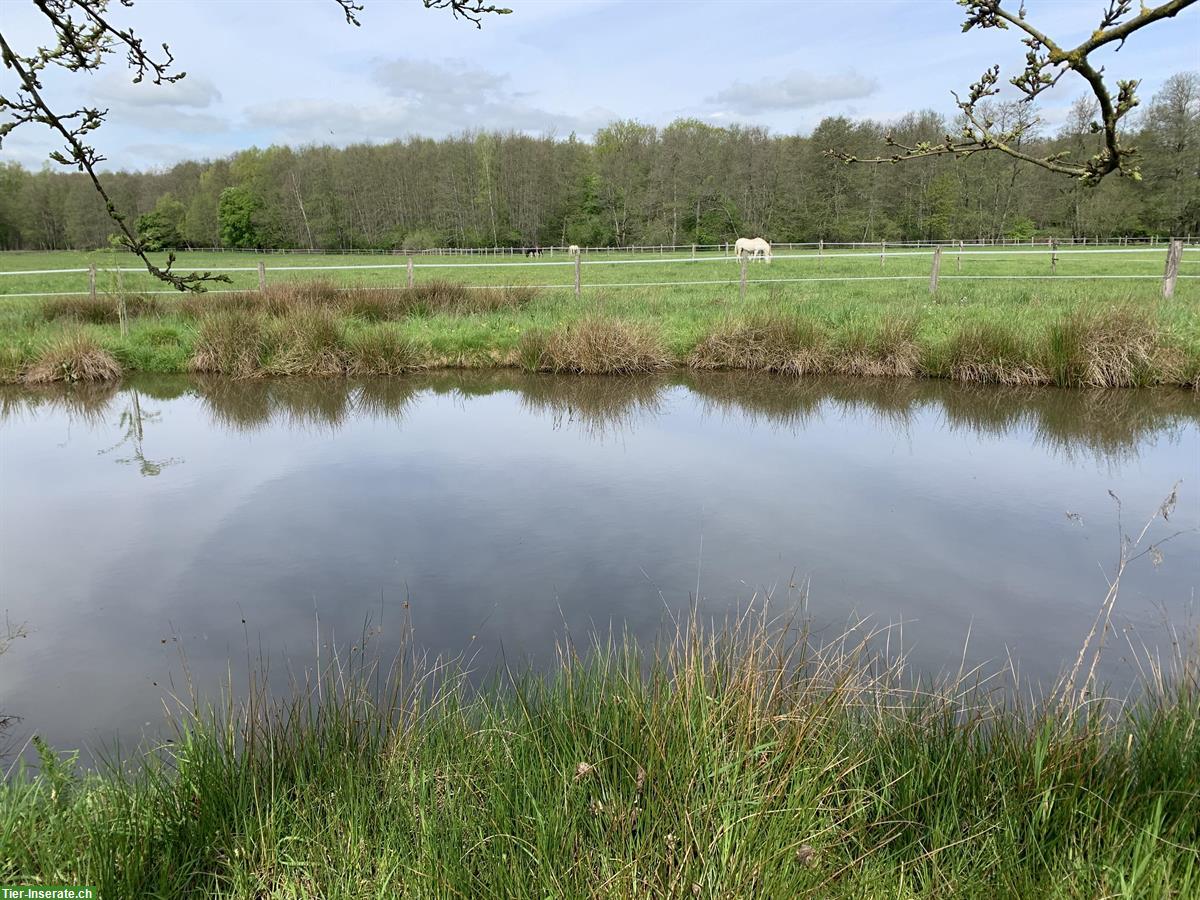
[1,0,1197,172]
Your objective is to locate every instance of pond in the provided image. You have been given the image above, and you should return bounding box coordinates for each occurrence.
[1,372,1197,759]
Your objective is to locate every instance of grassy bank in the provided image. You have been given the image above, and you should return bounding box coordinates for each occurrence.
[1,614,1197,898]
[0,277,1198,388]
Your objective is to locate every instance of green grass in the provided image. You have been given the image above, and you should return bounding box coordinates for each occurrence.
[1,612,1197,898]
[1,248,1198,387]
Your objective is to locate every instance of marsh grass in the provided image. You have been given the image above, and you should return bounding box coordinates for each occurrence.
[4,280,1198,386]
[41,294,160,325]
[267,307,348,376]
[189,309,269,378]
[177,280,536,323]
[1044,307,1166,388]
[1,603,1196,899]
[345,325,421,376]
[828,313,922,378]
[936,321,1047,385]
[23,331,122,383]
[520,315,671,374]
[687,314,829,375]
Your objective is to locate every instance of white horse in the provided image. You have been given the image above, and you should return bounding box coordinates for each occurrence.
[734,237,771,263]
[568,244,581,256]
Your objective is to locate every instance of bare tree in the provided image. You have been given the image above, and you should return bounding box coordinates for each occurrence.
[0,0,510,290]
[828,0,1197,184]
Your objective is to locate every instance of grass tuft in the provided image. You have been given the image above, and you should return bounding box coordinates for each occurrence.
[521,315,671,374]
[1045,307,1165,388]
[687,314,829,375]
[345,325,421,376]
[938,321,1048,385]
[189,310,268,378]
[827,313,921,378]
[267,307,348,376]
[41,294,160,325]
[23,331,122,383]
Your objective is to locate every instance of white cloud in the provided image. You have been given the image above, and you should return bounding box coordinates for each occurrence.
[707,71,879,113]
[92,73,222,109]
[239,58,614,145]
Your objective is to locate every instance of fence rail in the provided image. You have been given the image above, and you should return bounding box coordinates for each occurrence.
[3,236,1198,258]
[1,241,1194,300]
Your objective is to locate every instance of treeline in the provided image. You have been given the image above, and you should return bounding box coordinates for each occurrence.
[0,73,1196,252]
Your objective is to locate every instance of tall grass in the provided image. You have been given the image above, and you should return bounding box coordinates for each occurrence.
[189,309,269,378]
[520,315,671,374]
[177,280,535,322]
[1,607,1196,898]
[23,331,122,383]
[40,294,160,324]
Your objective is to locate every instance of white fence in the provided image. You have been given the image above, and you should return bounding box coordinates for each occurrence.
[1,241,1195,300]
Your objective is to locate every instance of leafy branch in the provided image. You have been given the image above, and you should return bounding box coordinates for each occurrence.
[826,0,1198,184]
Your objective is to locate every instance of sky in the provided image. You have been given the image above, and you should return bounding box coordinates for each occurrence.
[1,0,1197,172]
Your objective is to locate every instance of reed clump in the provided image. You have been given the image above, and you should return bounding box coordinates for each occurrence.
[41,294,160,324]
[937,321,1048,385]
[23,331,122,383]
[345,325,421,376]
[267,307,349,376]
[1044,307,1166,388]
[688,314,829,375]
[830,314,922,378]
[189,309,269,378]
[176,280,535,322]
[520,316,671,374]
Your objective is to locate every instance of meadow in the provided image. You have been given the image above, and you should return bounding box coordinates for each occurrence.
[0,245,1197,387]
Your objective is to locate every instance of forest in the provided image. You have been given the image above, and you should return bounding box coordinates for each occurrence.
[0,72,1195,252]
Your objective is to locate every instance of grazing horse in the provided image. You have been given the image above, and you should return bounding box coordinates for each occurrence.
[526,248,542,258]
[734,237,771,263]
[568,244,581,256]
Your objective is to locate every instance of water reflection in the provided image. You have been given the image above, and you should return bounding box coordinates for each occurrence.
[1,372,1196,759]
[3,372,1196,464]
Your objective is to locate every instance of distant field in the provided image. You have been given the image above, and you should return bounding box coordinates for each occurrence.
[1,244,1196,297]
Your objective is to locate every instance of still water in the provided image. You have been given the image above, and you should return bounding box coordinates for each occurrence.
[1,373,1197,757]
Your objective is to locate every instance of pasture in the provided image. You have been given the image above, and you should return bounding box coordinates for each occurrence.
[1,244,1198,387]
[1,243,1196,296]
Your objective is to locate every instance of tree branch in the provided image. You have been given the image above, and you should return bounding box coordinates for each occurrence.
[827,0,1198,184]
[0,0,511,290]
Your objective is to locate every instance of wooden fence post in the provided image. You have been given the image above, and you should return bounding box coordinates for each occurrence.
[1162,239,1183,298]
[929,246,942,294]
[574,252,581,298]
[880,240,886,267]
[257,260,267,292]
[406,255,414,288]
[957,239,963,272]
[1051,238,1058,273]
[116,267,127,336]
[739,253,748,300]
[88,263,97,299]
[691,244,696,260]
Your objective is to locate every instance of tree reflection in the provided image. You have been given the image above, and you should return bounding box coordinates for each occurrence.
[99,390,181,476]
